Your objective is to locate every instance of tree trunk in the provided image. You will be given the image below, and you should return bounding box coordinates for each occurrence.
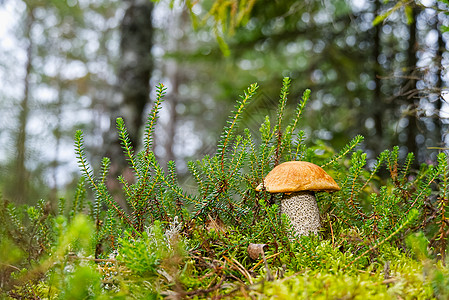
[105,0,154,179]
[119,0,154,147]
[14,7,35,204]
[435,13,444,146]
[405,5,419,162]
[372,0,384,151]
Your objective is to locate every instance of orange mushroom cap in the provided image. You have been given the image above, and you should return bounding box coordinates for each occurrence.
[256,161,340,193]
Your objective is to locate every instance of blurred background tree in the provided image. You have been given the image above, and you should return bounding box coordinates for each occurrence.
[0,0,448,205]
[0,0,122,203]
[162,0,449,168]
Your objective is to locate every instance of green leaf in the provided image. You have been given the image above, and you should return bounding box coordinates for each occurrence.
[404,5,414,25]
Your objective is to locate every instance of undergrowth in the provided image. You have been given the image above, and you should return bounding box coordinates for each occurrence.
[1,78,449,299]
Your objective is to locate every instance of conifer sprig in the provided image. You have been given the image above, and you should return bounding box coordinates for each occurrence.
[321,135,364,168]
[227,135,248,179]
[158,161,200,208]
[292,130,307,161]
[74,130,132,229]
[118,175,135,210]
[432,152,449,257]
[358,150,387,192]
[71,176,86,220]
[257,116,276,179]
[74,130,96,189]
[274,77,291,165]
[144,83,166,155]
[217,83,258,172]
[245,128,259,183]
[286,89,310,137]
[100,157,110,184]
[386,146,400,182]
[117,117,137,174]
[405,164,439,215]
[346,208,419,269]
[344,151,369,219]
[399,152,415,184]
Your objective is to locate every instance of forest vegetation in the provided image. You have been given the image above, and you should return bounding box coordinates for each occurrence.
[1,0,449,298]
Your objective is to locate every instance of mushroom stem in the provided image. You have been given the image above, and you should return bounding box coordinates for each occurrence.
[281,191,321,236]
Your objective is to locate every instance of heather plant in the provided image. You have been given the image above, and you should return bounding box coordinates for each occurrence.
[2,78,449,299]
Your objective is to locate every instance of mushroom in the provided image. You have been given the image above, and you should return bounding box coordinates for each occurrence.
[256,161,340,237]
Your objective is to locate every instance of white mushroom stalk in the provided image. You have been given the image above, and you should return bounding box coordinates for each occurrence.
[256,161,340,237]
[281,191,320,236]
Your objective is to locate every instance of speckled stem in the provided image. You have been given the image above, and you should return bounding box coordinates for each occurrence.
[281,191,321,236]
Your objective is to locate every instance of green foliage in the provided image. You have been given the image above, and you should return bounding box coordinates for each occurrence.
[0,198,54,263]
[373,0,414,26]
[3,78,449,298]
[0,210,102,299]
[117,220,185,277]
[75,83,182,255]
[163,0,258,55]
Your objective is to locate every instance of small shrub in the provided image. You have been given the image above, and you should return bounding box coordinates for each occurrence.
[2,78,449,299]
